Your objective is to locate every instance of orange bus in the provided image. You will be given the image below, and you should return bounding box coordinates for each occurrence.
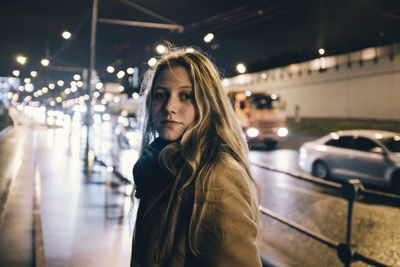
[230,91,288,149]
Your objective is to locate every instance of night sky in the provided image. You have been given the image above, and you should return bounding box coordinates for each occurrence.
[1,0,400,80]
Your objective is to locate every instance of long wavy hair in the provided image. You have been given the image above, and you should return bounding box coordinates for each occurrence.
[137,46,259,262]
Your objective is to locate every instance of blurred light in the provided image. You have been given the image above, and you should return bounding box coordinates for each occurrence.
[394,136,400,141]
[31,71,37,77]
[49,83,55,89]
[70,86,78,92]
[18,86,24,92]
[57,80,64,86]
[106,166,114,172]
[113,96,120,103]
[95,82,103,89]
[186,48,195,53]
[64,88,71,94]
[270,93,278,100]
[261,73,267,79]
[12,70,20,77]
[318,48,325,55]
[37,90,43,96]
[117,71,125,79]
[375,134,383,139]
[7,92,13,99]
[148,57,157,67]
[33,92,38,98]
[236,63,246,74]
[204,33,214,43]
[120,110,128,117]
[73,74,81,80]
[41,58,50,67]
[42,87,48,93]
[118,85,124,92]
[62,31,71,39]
[76,81,83,87]
[127,67,134,74]
[93,91,100,97]
[330,132,340,140]
[50,100,56,107]
[16,55,27,65]
[84,94,90,100]
[73,105,86,112]
[102,113,110,121]
[56,97,62,103]
[106,66,115,73]
[156,44,166,54]
[246,127,259,138]
[316,145,327,152]
[222,79,229,86]
[277,127,288,137]
[24,78,31,84]
[70,81,77,87]
[93,104,105,112]
[25,83,34,92]
[245,91,252,97]
[132,92,139,99]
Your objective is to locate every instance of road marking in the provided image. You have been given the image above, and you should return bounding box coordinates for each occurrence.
[33,166,46,267]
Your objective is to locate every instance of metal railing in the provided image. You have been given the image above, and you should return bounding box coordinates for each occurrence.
[254,161,400,267]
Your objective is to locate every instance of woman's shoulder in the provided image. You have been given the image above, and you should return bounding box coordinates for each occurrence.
[207,155,257,202]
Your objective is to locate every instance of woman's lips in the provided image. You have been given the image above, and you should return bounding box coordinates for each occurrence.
[161,120,181,127]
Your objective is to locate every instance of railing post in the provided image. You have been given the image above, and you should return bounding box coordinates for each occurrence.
[337,179,364,266]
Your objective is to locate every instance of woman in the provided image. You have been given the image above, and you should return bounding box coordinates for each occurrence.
[131,47,261,267]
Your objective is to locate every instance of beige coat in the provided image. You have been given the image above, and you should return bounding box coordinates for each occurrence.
[131,161,262,267]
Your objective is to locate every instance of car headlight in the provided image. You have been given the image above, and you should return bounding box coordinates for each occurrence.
[277,127,288,137]
[246,127,259,138]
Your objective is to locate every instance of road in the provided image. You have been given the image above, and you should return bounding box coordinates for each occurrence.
[0,110,399,266]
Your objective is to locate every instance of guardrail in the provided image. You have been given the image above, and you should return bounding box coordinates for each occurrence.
[253,161,399,267]
[92,151,399,266]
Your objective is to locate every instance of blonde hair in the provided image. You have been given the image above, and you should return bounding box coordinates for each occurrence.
[138,46,258,262]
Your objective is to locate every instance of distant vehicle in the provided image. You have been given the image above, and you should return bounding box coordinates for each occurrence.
[298,129,400,194]
[230,91,288,148]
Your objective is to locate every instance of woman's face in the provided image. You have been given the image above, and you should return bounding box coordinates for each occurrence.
[151,66,196,141]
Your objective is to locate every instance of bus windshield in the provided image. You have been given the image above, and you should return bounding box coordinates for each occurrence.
[248,94,283,110]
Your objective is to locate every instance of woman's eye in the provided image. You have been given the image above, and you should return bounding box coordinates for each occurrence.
[182,93,193,100]
[154,92,166,99]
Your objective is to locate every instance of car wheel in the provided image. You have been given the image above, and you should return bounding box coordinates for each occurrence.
[391,171,400,195]
[312,161,330,179]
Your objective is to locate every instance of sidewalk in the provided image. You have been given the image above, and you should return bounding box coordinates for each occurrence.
[0,109,133,266]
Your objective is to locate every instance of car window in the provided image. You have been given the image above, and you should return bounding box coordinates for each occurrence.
[325,136,353,149]
[380,137,400,153]
[353,137,381,152]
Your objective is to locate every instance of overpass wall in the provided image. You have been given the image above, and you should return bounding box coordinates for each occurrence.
[223,43,400,120]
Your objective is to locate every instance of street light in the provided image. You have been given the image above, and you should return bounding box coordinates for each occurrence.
[62,31,72,40]
[156,44,167,54]
[148,57,157,67]
[236,63,246,74]
[41,58,50,66]
[16,55,27,65]
[127,67,134,74]
[318,48,325,56]
[106,66,115,73]
[204,33,214,43]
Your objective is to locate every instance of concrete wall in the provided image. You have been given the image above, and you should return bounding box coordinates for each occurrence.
[223,43,400,120]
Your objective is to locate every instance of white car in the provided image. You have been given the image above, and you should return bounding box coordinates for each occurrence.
[299,129,400,194]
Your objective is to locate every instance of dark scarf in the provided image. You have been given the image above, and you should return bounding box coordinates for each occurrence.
[132,138,174,199]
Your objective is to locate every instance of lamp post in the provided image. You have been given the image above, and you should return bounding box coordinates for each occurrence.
[84,0,98,173]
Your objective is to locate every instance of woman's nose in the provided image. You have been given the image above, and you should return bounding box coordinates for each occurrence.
[164,96,177,114]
